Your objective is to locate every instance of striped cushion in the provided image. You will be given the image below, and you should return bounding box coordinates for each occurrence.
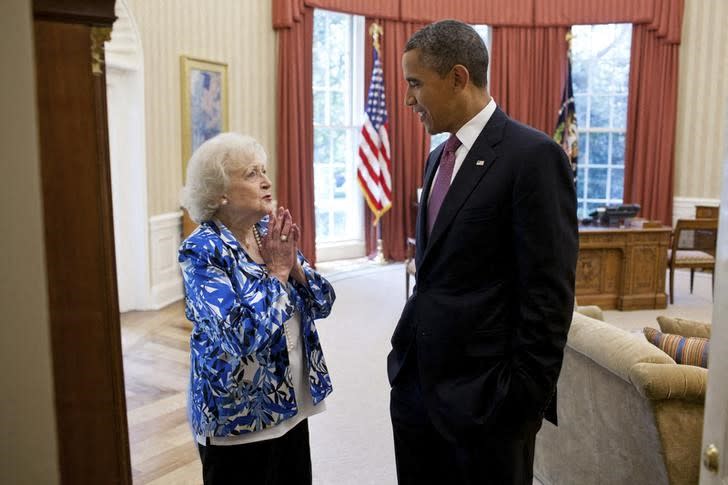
[643,327,709,368]
[668,249,715,264]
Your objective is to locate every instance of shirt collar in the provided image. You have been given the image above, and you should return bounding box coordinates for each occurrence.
[454,98,497,153]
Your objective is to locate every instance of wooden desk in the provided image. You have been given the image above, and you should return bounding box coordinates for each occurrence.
[576,226,671,310]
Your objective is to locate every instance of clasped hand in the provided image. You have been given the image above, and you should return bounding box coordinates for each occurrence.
[260,207,306,286]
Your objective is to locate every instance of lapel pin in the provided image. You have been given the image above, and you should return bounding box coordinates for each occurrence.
[476,160,485,166]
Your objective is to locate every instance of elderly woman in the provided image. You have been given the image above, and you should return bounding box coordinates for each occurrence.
[178,132,335,485]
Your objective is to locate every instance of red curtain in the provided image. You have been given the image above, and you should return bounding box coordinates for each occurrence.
[623,23,681,225]
[490,26,569,135]
[275,9,317,264]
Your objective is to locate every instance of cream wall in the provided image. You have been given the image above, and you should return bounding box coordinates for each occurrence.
[0,0,60,483]
[127,0,277,216]
[674,0,728,200]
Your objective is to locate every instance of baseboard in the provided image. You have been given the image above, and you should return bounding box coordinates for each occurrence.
[673,196,720,225]
[149,211,183,309]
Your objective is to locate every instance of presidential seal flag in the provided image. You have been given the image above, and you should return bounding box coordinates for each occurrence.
[554,34,578,182]
[357,24,392,224]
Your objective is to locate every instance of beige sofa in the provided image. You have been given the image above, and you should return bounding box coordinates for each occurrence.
[534,311,707,485]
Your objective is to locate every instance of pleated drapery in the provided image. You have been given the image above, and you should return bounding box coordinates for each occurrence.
[623,23,682,224]
[490,26,569,135]
[275,8,317,263]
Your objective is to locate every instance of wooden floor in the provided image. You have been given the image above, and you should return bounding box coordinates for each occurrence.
[121,300,202,484]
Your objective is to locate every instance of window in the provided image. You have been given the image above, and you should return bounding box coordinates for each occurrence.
[430,25,491,151]
[571,24,632,219]
[312,10,365,260]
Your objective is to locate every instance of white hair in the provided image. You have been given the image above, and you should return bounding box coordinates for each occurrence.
[180,132,267,223]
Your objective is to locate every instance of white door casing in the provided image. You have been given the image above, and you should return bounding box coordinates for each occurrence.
[106,0,150,311]
[700,101,728,485]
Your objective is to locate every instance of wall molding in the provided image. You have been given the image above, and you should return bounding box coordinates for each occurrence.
[149,211,183,309]
[673,196,721,225]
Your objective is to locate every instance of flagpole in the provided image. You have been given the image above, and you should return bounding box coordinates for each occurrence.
[370,22,388,265]
[373,219,387,264]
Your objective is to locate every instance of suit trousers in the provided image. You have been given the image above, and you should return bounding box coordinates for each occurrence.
[390,369,541,485]
[197,419,312,485]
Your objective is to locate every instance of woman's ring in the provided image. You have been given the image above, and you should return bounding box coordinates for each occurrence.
[280,234,288,242]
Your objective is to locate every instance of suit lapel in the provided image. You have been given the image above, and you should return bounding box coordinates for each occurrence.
[420,108,508,268]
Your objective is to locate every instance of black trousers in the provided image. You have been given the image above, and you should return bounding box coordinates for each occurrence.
[390,373,541,485]
[197,419,312,485]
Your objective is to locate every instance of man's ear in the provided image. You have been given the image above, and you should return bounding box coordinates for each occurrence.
[451,64,470,91]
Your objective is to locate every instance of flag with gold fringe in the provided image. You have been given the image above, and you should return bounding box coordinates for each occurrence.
[357,24,392,225]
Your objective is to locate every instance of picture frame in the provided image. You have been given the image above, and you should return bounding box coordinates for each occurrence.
[180,56,229,180]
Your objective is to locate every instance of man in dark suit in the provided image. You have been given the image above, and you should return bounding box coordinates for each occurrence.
[388,20,578,485]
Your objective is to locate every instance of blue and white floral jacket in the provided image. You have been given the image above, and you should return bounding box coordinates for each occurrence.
[179,218,335,438]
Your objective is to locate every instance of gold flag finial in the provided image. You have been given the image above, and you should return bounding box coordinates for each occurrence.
[369,22,383,53]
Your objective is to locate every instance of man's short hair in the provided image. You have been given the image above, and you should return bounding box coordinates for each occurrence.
[405,19,489,89]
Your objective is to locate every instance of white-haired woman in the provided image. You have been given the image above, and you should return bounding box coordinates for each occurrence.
[179,132,335,485]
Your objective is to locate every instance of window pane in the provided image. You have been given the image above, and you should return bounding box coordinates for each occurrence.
[574,95,587,128]
[578,132,588,164]
[587,168,608,199]
[572,59,587,94]
[590,133,609,164]
[612,95,628,128]
[333,211,346,237]
[314,165,331,201]
[333,166,347,199]
[313,47,326,87]
[591,60,616,94]
[611,133,625,166]
[330,91,345,126]
[313,90,325,125]
[332,128,350,163]
[589,96,609,128]
[315,208,330,238]
[610,168,624,200]
[576,165,586,199]
[314,129,330,164]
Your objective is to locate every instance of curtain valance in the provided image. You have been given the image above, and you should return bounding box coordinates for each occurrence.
[273,0,683,43]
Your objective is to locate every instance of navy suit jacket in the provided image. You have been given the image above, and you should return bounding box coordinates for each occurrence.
[388,107,578,443]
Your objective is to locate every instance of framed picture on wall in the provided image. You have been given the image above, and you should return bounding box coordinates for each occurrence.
[180,56,229,179]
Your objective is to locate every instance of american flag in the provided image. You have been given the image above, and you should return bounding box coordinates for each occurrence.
[357,46,392,224]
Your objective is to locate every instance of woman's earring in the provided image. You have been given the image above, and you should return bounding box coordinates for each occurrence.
[221,197,228,205]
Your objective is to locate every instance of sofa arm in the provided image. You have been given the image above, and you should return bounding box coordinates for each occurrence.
[629,363,707,403]
[575,305,604,321]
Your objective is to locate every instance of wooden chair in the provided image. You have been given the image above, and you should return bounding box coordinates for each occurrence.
[405,237,416,299]
[695,205,720,219]
[668,218,718,304]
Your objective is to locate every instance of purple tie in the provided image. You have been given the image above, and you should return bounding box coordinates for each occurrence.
[427,134,462,235]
